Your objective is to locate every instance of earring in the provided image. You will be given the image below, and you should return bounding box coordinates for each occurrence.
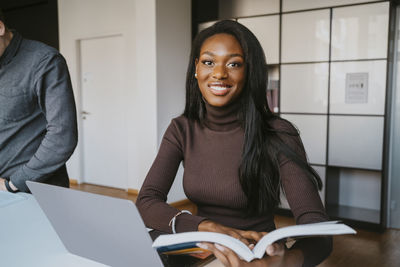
[195,73,198,78]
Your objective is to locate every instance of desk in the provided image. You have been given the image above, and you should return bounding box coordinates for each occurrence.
[0,191,105,267]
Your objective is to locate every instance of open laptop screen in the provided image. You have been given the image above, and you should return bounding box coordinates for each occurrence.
[26,181,163,267]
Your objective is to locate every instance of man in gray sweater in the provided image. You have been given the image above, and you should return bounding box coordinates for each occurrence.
[0,10,77,193]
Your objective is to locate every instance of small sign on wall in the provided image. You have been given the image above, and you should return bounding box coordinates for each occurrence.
[345,72,369,104]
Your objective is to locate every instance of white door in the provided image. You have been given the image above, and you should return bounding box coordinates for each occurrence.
[80,35,128,189]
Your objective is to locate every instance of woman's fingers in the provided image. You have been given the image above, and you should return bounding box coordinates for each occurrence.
[215,244,244,267]
[228,230,251,246]
[209,243,244,267]
[239,230,266,242]
[266,242,285,257]
[198,220,267,247]
[198,242,230,266]
[198,220,250,245]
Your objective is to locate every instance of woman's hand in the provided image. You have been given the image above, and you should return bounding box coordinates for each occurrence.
[198,220,266,246]
[198,242,303,267]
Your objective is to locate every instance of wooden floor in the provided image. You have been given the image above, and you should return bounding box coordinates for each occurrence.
[71,183,400,267]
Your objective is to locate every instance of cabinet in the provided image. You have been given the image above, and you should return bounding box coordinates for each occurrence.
[197,0,391,230]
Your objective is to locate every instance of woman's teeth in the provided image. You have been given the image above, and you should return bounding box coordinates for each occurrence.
[210,86,230,91]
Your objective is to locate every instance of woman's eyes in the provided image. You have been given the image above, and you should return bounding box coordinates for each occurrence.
[201,60,213,66]
[227,62,242,68]
[201,60,243,68]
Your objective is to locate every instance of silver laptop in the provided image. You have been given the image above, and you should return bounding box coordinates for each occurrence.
[26,181,163,267]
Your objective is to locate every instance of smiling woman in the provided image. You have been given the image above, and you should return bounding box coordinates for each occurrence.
[136,20,332,267]
[195,33,246,107]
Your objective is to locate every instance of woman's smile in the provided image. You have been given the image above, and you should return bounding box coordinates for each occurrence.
[208,82,233,96]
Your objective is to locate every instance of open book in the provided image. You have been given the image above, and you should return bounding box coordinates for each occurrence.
[153,221,356,262]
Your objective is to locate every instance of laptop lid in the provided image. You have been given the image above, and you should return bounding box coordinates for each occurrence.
[26,181,163,267]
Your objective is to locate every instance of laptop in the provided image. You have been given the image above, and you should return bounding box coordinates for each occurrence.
[26,181,163,267]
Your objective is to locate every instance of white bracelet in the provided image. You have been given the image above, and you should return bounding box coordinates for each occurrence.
[168,210,192,234]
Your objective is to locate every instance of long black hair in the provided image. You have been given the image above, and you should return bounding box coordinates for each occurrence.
[184,20,322,215]
[0,8,6,25]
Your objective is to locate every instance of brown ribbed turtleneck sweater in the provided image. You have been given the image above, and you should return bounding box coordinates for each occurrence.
[137,100,332,266]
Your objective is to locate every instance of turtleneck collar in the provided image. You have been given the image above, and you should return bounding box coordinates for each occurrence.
[203,99,242,131]
[0,31,22,67]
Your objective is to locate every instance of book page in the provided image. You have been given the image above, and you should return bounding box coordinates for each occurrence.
[253,222,356,258]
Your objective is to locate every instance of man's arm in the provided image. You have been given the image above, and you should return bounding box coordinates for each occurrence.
[8,54,78,192]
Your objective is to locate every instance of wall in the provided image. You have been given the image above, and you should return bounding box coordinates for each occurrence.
[130,0,158,190]
[58,0,189,202]
[156,0,191,202]
[156,0,189,147]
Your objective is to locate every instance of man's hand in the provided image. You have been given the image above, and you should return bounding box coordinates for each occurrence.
[0,177,19,192]
[0,178,7,191]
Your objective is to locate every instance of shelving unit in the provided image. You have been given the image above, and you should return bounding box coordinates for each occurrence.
[196,0,392,231]
[326,166,382,229]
